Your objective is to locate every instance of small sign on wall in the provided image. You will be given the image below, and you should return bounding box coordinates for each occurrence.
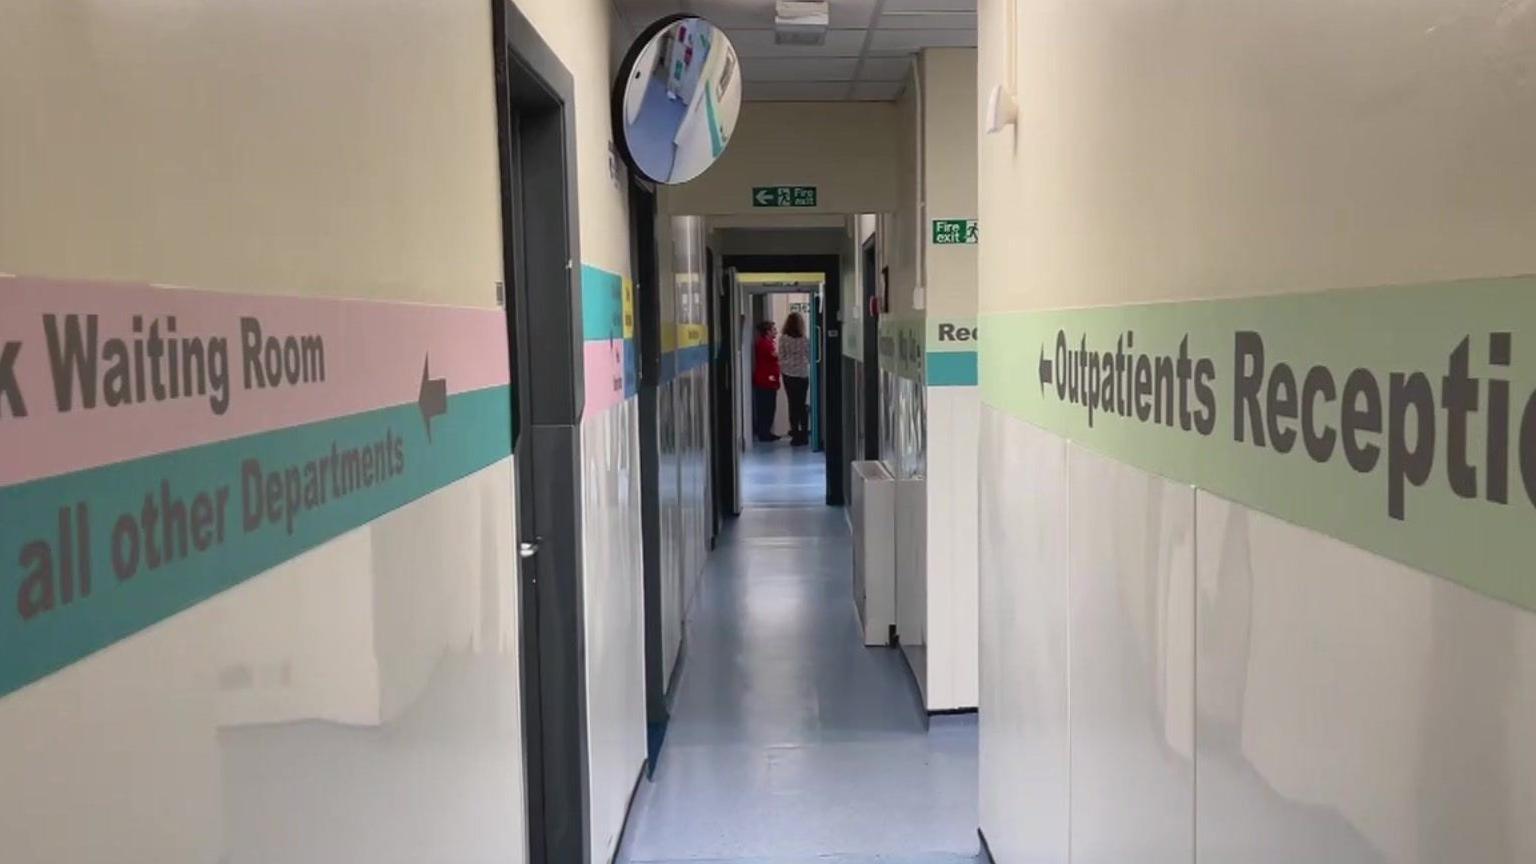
[752,186,818,208]
[980,277,1536,614]
[932,218,978,245]
[0,276,515,699]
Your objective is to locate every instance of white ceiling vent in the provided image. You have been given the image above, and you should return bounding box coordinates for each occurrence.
[774,0,829,46]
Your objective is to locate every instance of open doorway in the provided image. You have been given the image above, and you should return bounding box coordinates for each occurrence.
[717,253,844,510]
[736,274,826,508]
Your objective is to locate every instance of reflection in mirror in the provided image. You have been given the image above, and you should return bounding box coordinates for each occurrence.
[616,17,741,185]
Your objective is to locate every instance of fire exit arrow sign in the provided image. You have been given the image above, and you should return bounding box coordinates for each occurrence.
[752,186,818,208]
[932,218,978,245]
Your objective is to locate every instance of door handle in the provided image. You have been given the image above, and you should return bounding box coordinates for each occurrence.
[519,540,541,560]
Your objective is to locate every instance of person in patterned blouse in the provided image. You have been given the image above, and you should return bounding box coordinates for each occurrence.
[779,312,811,446]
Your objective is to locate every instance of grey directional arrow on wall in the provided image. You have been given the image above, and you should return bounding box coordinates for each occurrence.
[1038,347,1053,394]
[419,356,447,442]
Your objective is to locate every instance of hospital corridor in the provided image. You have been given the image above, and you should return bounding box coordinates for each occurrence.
[2,1,1534,863]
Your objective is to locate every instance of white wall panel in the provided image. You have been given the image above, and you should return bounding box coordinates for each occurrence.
[925,385,980,711]
[980,416,1536,864]
[659,379,684,682]
[0,460,525,864]
[581,401,647,863]
[1196,493,1536,864]
[678,363,711,622]
[977,406,1069,862]
[896,475,929,699]
[656,214,713,688]
[1067,446,1194,864]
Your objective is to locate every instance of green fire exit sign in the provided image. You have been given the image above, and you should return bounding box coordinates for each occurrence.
[752,186,818,208]
[932,219,978,245]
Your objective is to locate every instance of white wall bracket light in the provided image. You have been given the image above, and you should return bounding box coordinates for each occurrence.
[985,84,1018,134]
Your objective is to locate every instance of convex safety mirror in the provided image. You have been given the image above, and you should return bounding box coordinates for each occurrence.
[613,16,741,185]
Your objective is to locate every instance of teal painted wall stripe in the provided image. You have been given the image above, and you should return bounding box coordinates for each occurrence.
[0,385,513,699]
[581,265,626,343]
[928,351,978,386]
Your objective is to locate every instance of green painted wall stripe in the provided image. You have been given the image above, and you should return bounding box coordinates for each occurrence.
[979,277,1536,612]
[878,315,925,381]
[928,351,978,387]
[0,385,513,698]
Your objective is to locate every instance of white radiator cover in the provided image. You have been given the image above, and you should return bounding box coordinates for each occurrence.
[850,460,896,646]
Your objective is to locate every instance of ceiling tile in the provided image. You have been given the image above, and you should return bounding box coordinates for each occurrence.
[726,27,869,57]
[874,11,977,29]
[745,56,862,81]
[618,0,687,33]
[868,28,976,51]
[744,81,854,101]
[686,0,778,28]
[882,0,976,11]
[856,56,912,81]
[829,0,880,27]
[850,80,905,101]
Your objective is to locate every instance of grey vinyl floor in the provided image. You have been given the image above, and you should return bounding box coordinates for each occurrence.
[616,444,981,864]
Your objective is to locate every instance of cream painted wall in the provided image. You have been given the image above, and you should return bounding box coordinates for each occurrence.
[710,213,851,230]
[0,3,521,861]
[871,51,981,711]
[977,0,1536,314]
[660,102,901,217]
[920,49,978,321]
[0,0,629,291]
[885,72,923,318]
[519,0,633,275]
[0,0,503,307]
[916,48,979,713]
[880,49,978,320]
[0,1,643,863]
[976,0,1536,860]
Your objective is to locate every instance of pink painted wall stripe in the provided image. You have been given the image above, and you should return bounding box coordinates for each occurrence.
[583,340,627,417]
[0,276,510,485]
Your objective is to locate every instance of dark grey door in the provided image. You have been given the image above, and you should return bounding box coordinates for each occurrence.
[493,3,590,861]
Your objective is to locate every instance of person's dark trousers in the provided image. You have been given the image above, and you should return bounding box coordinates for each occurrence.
[784,375,809,444]
[753,386,778,441]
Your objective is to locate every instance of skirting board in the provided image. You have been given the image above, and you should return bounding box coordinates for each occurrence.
[610,762,647,864]
[978,828,996,864]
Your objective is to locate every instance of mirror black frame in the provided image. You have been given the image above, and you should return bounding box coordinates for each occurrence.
[610,13,735,186]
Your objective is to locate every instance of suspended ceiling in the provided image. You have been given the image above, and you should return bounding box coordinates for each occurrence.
[614,0,977,101]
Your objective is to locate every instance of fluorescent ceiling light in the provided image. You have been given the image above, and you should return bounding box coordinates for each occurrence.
[775,0,829,46]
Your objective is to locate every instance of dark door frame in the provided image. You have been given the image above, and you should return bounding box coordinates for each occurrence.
[705,247,723,545]
[492,3,589,862]
[861,238,881,460]
[711,262,742,520]
[628,179,670,775]
[718,254,845,506]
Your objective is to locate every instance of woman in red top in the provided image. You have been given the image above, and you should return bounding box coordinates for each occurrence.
[752,320,781,442]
